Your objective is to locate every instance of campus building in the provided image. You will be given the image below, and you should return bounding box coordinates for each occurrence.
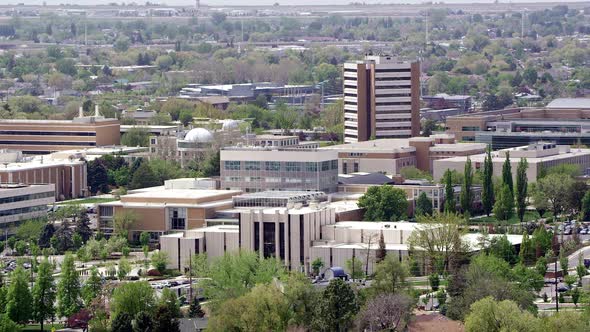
[97,180,241,241]
[0,183,55,235]
[433,142,590,183]
[446,98,590,149]
[220,139,338,193]
[343,55,421,143]
[322,134,487,175]
[0,106,120,154]
[0,150,88,200]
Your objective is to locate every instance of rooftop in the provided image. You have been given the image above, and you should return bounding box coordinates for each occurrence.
[121,189,241,201]
[546,98,590,109]
[322,139,416,153]
[429,143,487,152]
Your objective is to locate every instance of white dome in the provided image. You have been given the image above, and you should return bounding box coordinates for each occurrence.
[221,119,240,131]
[184,128,213,143]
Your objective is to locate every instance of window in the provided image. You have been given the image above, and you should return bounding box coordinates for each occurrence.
[286,162,301,172]
[99,206,114,217]
[321,161,331,171]
[353,162,359,173]
[306,162,318,172]
[169,208,186,230]
[461,126,480,131]
[265,161,280,171]
[245,161,261,170]
[331,160,338,170]
[224,160,240,170]
[263,222,276,258]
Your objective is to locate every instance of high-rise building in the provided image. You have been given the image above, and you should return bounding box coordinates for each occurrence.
[343,55,420,143]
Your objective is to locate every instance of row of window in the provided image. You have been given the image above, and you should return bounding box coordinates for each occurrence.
[0,191,54,205]
[0,205,46,217]
[374,68,411,73]
[0,141,96,146]
[0,131,96,136]
[462,126,481,131]
[375,102,412,106]
[224,160,338,172]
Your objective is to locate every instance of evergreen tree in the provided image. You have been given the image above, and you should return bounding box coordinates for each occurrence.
[502,152,513,195]
[580,191,590,221]
[111,312,133,332]
[152,305,180,332]
[375,231,386,264]
[38,223,55,248]
[32,258,56,331]
[6,266,32,325]
[460,157,473,214]
[88,160,109,194]
[493,184,514,221]
[312,278,359,332]
[415,192,433,216]
[515,158,529,223]
[133,311,153,332]
[482,147,494,216]
[519,232,533,265]
[75,211,92,243]
[444,169,456,213]
[129,162,160,190]
[57,254,82,318]
[188,297,205,318]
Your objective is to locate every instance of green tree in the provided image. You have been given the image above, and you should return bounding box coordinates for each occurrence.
[111,282,156,319]
[82,266,102,306]
[516,158,529,223]
[111,312,132,332]
[429,273,440,291]
[489,235,518,265]
[32,258,56,331]
[152,304,180,332]
[580,191,590,221]
[133,312,153,332]
[345,257,365,280]
[482,148,495,216]
[502,152,513,196]
[158,288,180,318]
[151,250,169,274]
[121,127,150,147]
[372,253,409,294]
[188,297,205,318]
[311,257,324,276]
[415,192,433,216]
[56,253,81,318]
[6,266,32,325]
[493,184,514,221]
[536,173,574,217]
[117,258,131,281]
[129,162,160,190]
[444,169,456,213]
[523,67,538,85]
[465,297,541,332]
[0,315,18,332]
[375,231,387,264]
[519,232,534,265]
[139,231,150,247]
[312,278,359,332]
[88,160,109,194]
[357,185,408,221]
[460,157,473,214]
[178,110,193,127]
[113,210,137,239]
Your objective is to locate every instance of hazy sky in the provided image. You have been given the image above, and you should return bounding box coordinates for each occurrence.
[16,0,590,5]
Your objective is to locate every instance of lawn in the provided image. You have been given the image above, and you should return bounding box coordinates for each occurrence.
[20,323,64,331]
[57,197,117,205]
[470,211,552,225]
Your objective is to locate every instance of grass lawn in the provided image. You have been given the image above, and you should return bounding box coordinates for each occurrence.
[57,197,117,205]
[20,323,64,331]
[470,211,553,225]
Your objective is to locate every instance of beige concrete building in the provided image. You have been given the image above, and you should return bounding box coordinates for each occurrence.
[322,134,486,175]
[220,144,338,193]
[97,183,241,241]
[343,55,421,143]
[0,150,88,200]
[0,107,120,154]
[0,183,55,234]
[433,143,590,183]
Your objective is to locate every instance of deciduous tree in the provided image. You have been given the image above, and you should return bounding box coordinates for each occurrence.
[516,158,529,223]
[6,266,32,325]
[57,253,81,318]
[32,258,56,331]
[482,148,494,216]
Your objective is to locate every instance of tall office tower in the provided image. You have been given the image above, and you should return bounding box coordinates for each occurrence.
[343,55,421,143]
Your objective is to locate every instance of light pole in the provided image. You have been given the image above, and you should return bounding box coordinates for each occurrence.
[555,258,559,312]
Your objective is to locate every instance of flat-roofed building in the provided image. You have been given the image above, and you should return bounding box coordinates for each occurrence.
[0,183,55,234]
[97,182,241,241]
[0,150,88,200]
[322,134,486,175]
[343,55,420,143]
[0,107,120,154]
[433,142,590,183]
[220,146,338,193]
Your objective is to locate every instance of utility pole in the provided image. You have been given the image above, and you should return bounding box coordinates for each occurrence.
[521,10,526,38]
[555,258,559,312]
